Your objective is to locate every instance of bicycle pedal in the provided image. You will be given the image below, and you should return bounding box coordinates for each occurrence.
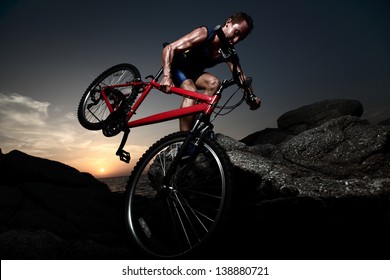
[117,150,131,163]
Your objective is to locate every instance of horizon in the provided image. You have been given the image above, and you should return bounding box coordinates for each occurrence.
[1,96,387,180]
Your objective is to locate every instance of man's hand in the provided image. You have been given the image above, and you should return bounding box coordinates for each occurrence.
[245,92,261,110]
[160,75,174,93]
[249,96,261,110]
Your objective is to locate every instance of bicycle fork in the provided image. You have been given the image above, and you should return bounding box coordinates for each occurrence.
[162,115,214,188]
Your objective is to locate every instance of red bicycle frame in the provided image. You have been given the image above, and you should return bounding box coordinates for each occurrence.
[100,68,237,163]
[105,78,221,129]
[129,81,220,128]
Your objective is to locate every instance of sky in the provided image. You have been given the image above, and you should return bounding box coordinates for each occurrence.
[0,0,389,178]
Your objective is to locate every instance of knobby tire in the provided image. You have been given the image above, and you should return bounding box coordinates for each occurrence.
[77,63,141,130]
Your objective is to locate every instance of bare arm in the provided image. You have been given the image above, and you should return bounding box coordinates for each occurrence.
[160,27,209,92]
[226,61,261,110]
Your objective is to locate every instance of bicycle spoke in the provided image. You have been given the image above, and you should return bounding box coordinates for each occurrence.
[182,186,222,199]
[116,70,128,84]
[156,152,168,176]
[78,64,141,130]
[170,196,193,249]
[174,191,214,229]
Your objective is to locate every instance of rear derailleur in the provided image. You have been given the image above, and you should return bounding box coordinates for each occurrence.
[102,88,129,137]
[101,88,132,163]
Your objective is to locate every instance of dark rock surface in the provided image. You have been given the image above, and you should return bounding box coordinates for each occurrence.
[277,99,364,134]
[0,150,140,259]
[1,99,389,259]
[226,99,390,259]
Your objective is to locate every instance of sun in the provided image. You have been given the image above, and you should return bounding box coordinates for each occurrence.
[99,167,105,173]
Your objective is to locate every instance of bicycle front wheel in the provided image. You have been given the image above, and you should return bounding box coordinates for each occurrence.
[125,132,232,258]
[77,63,141,130]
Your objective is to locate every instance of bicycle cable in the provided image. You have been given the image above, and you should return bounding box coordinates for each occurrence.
[211,87,245,122]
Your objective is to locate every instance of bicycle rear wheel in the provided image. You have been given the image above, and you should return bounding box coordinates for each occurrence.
[77,63,141,130]
[125,131,232,258]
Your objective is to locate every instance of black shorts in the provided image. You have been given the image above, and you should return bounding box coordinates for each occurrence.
[171,55,204,86]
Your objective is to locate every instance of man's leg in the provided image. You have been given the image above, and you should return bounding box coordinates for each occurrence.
[179,79,197,131]
[179,73,221,131]
[195,73,221,97]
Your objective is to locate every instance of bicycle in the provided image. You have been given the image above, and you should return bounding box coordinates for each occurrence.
[77,26,257,258]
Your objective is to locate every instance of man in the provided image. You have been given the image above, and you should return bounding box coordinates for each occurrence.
[160,12,261,131]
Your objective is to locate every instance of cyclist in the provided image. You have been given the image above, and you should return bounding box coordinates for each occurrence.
[160,12,261,131]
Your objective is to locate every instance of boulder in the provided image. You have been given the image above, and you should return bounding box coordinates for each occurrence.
[0,150,108,190]
[277,99,363,134]
[279,115,390,178]
[216,128,390,259]
[216,100,390,259]
[379,118,390,126]
[240,128,293,146]
[0,150,143,259]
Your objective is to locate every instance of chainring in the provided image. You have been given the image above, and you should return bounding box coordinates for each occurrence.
[102,110,127,137]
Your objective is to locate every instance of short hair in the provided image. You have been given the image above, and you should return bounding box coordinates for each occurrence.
[229,12,254,33]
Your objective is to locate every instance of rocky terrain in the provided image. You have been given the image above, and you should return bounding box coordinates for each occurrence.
[1,99,389,259]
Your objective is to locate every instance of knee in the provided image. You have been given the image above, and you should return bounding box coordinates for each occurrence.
[181,79,196,91]
[206,77,221,94]
[181,96,195,108]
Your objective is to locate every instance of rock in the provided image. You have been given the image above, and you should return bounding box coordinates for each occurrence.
[222,114,390,197]
[0,229,132,260]
[277,99,363,134]
[216,128,390,259]
[0,150,142,259]
[216,100,390,259]
[379,118,390,126]
[0,180,136,259]
[240,128,293,146]
[279,115,390,178]
[0,150,108,190]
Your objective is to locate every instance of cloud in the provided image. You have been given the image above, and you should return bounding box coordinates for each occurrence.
[0,93,104,156]
[0,93,49,126]
[0,93,76,156]
[0,93,149,176]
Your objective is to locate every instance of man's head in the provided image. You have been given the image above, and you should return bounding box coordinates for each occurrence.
[223,12,254,45]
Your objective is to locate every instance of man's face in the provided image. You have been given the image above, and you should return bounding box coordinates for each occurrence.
[223,18,250,45]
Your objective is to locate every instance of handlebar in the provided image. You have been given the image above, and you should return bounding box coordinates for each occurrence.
[220,76,257,111]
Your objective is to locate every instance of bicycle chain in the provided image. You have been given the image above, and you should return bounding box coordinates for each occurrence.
[102,87,141,137]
